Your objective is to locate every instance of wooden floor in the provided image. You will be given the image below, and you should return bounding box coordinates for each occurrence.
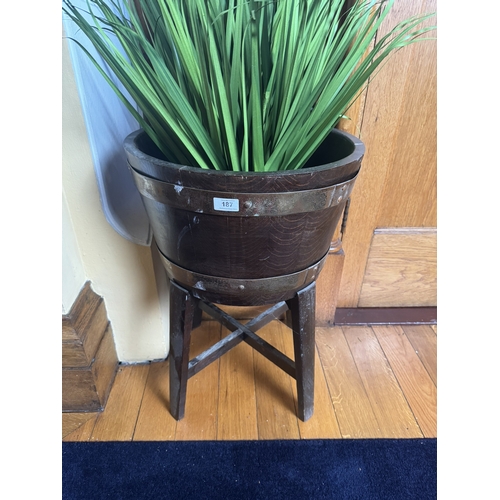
[63,320,437,441]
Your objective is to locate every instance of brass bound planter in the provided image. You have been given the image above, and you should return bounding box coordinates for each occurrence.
[125,129,365,422]
[124,129,364,305]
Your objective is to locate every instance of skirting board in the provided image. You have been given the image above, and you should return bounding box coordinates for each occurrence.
[334,307,437,325]
[63,282,119,412]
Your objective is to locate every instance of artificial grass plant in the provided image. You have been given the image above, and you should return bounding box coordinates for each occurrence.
[63,0,435,171]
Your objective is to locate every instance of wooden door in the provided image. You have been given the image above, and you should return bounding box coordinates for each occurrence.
[317,0,437,319]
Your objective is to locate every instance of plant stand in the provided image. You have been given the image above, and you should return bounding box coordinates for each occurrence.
[166,257,321,422]
[124,129,364,423]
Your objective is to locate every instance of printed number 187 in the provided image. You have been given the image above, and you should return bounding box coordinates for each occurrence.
[214,197,240,212]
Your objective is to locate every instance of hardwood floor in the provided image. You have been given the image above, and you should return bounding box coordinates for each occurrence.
[63,320,437,441]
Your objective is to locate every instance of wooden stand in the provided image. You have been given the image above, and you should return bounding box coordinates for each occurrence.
[169,278,317,422]
[126,129,363,423]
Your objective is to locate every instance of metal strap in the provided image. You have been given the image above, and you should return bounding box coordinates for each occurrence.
[158,248,328,298]
[130,165,359,217]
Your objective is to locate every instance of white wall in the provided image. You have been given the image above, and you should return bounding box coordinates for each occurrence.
[62,33,168,363]
[62,190,86,314]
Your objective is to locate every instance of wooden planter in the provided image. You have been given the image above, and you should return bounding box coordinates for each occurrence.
[125,130,364,422]
[124,129,364,305]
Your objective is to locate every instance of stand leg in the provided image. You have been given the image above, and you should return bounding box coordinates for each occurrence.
[287,281,316,421]
[192,303,203,330]
[169,280,197,420]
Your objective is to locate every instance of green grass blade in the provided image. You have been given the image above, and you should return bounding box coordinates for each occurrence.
[64,0,435,172]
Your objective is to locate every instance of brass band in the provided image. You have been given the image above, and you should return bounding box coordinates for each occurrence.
[157,246,328,298]
[131,165,358,217]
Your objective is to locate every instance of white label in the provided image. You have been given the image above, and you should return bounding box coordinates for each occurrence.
[213,197,239,212]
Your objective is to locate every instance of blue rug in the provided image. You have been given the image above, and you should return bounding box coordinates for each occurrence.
[63,439,436,499]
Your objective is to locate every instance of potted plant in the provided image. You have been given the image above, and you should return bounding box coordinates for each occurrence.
[62,0,434,289]
[62,0,435,420]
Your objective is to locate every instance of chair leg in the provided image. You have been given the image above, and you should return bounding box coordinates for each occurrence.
[169,280,197,420]
[286,281,316,422]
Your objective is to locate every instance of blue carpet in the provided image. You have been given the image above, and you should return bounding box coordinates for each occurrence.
[63,439,436,499]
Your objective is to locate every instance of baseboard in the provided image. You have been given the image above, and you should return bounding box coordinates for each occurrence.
[62,282,119,412]
[333,307,437,325]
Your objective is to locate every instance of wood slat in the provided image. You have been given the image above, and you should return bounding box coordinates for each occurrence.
[280,328,342,439]
[199,301,294,377]
[377,0,437,228]
[217,331,258,440]
[403,325,437,385]
[133,360,177,441]
[358,229,437,307]
[89,364,150,441]
[373,325,437,437]
[253,321,300,439]
[316,327,382,438]
[343,326,422,438]
[174,321,221,440]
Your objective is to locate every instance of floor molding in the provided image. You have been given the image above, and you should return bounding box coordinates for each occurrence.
[63,282,119,412]
[333,307,437,325]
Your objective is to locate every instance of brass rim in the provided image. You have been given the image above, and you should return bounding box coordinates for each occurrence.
[131,165,358,217]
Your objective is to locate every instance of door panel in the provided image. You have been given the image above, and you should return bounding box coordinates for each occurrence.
[358,228,437,307]
[336,0,437,308]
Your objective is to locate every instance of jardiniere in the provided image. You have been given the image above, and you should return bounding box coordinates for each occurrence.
[63,0,434,421]
[124,128,364,305]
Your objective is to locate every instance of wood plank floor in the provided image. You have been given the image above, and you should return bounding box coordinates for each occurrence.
[63,320,437,441]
